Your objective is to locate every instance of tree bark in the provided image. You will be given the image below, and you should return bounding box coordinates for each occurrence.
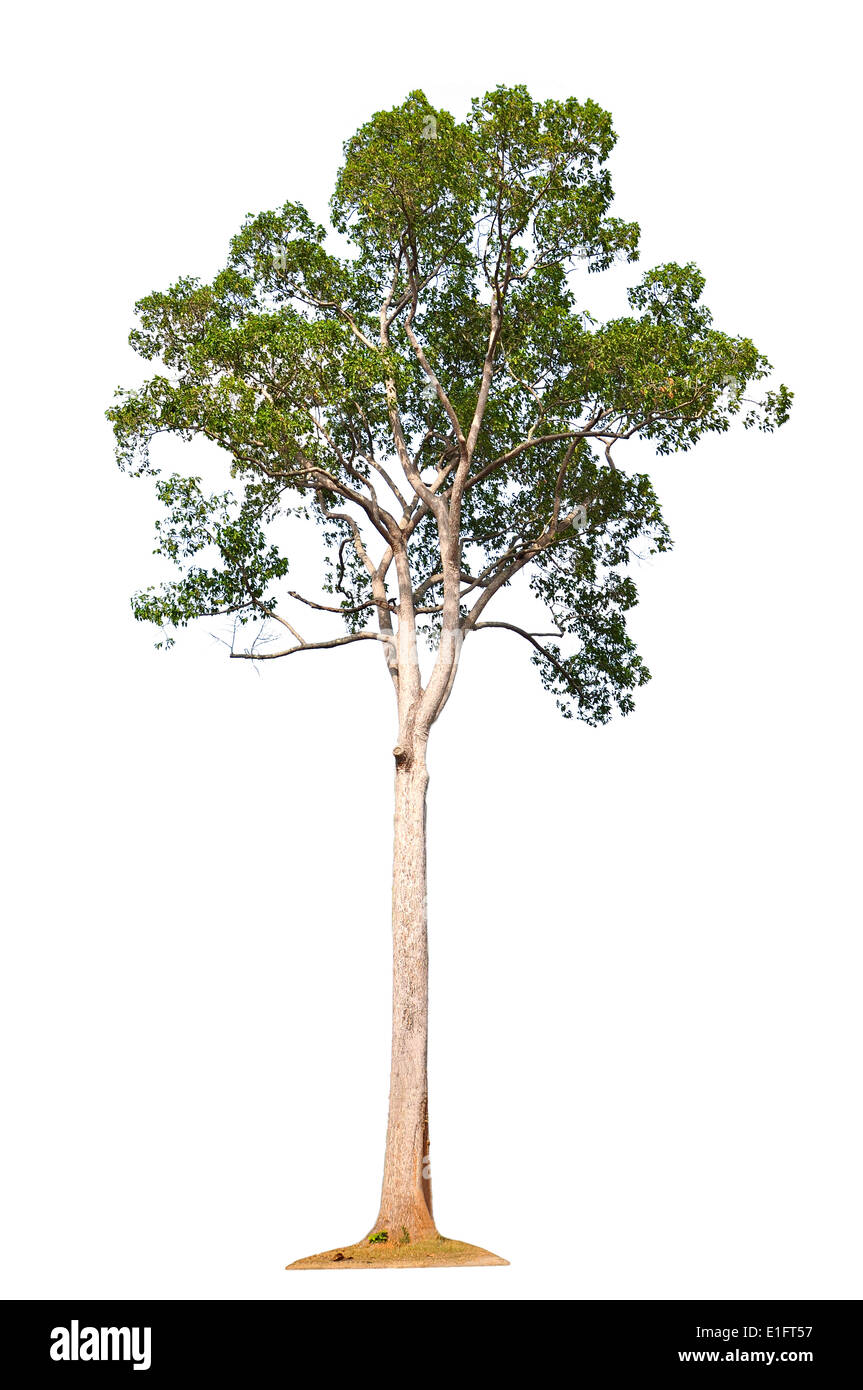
[371,732,437,1243]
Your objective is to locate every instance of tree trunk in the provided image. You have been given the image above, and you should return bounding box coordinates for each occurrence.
[371,732,437,1243]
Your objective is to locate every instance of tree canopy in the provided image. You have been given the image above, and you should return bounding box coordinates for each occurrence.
[109,86,791,726]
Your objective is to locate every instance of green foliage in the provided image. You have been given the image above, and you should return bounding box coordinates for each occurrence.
[108,85,791,723]
[131,474,291,634]
[368,1230,389,1244]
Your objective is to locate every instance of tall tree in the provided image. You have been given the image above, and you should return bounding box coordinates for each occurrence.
[109,87,790,1266]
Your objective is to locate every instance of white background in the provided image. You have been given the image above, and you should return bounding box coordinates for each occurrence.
[2,0,860,1301]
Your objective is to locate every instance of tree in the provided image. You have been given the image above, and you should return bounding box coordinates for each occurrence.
[108,86,791,1267]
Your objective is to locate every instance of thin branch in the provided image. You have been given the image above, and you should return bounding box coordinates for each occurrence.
[229,632,392,661]
[473,621,584,694]
[288,589,393,617]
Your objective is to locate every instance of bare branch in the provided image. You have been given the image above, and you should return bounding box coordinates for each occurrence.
[288,589,393,617]
[229,632,393,661]
[473,621,584,695]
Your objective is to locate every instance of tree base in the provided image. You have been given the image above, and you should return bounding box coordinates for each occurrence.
[286,1235,509,1269]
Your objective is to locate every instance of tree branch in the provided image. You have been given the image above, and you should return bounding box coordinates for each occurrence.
[473,621,584,695]
[230,632,393,660]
